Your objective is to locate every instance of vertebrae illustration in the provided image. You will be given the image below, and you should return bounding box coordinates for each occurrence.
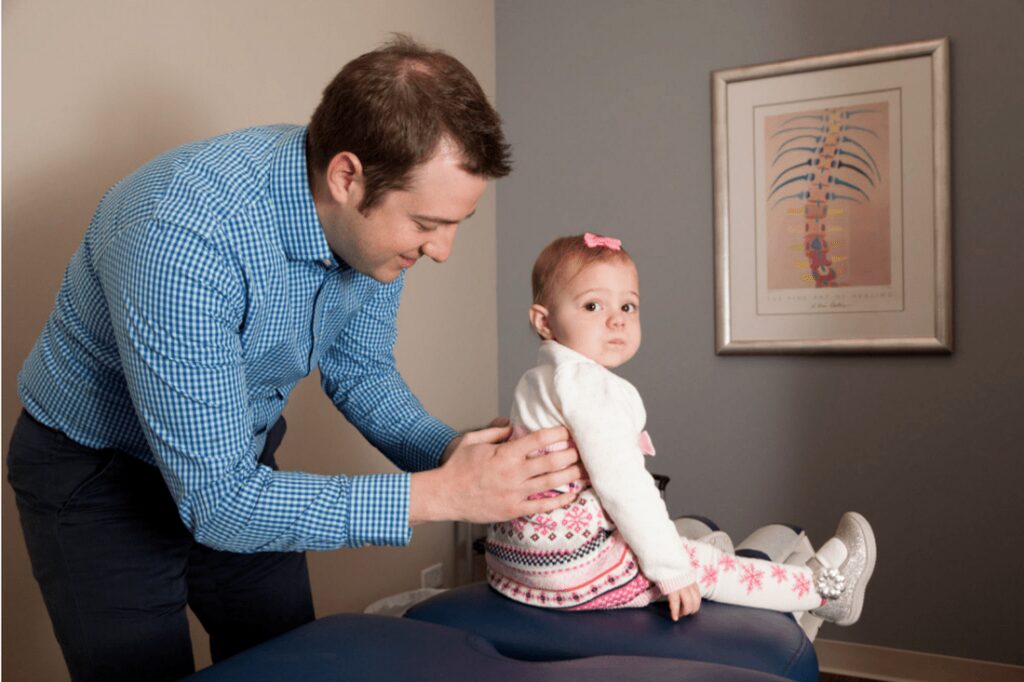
[767,106,883,288]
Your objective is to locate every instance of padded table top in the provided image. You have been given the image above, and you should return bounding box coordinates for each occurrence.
[405,582,818,681]
[186,613,794,681]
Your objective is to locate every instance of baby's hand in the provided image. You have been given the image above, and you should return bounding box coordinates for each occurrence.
[667,582,701,621]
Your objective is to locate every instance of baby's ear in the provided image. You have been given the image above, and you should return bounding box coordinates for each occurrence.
[529,304,554,340]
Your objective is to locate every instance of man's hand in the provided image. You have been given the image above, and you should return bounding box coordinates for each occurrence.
[410,423,582,525]
[440,417,510,463]
[667,582,702,621]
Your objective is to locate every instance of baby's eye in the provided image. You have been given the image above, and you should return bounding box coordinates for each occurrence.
[583,302,603,312]
[622,303,638,313]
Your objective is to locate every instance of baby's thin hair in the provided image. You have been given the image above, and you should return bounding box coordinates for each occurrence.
[532,234,633,306]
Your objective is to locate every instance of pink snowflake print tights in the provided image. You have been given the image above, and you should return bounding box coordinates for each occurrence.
[682,539,823,612]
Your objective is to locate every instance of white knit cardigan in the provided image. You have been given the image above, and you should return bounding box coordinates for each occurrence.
[509,341,694,593]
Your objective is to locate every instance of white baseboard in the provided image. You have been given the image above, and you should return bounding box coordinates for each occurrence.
[814,639,1024,682]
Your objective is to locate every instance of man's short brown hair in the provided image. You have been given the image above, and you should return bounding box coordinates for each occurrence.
[308,35,512,213]
[532,234,634,307]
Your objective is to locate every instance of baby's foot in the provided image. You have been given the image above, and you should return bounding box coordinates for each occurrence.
[809,512,876,626]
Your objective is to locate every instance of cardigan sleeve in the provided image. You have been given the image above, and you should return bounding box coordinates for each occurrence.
[553,361,695,592]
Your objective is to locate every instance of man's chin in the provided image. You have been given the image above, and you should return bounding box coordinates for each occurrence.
[366,266,404,283]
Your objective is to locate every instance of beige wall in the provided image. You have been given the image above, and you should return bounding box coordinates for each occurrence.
[2,1,498,679]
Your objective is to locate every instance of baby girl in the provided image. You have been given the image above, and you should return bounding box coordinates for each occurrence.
[486,233,875,625]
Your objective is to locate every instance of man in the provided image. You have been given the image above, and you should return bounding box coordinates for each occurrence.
[7,36,580,681]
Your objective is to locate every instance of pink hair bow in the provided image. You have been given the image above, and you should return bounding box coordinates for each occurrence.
[583,233,622,250]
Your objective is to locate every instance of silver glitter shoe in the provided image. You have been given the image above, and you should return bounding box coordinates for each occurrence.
[809,512,876,626]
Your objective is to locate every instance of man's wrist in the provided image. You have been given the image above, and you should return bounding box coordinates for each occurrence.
[440,434,462,464]
[409,468,451,525]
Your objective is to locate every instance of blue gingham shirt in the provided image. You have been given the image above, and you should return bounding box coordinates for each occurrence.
[18,125,457,553]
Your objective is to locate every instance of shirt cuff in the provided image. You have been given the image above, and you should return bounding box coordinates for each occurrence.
[656,570,697,595]
[400,416,458,471]
[347,473,413,547]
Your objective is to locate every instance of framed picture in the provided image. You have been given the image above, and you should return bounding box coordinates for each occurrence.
[712,38,951,354]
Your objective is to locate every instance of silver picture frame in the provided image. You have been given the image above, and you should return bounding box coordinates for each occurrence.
[712,38,952,354]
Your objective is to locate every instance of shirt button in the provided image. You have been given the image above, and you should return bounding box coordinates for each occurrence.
[322,258,332,267]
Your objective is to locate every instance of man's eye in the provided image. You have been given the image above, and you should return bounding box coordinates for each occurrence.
[583,302,602,312]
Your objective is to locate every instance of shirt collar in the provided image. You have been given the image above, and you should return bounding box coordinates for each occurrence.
[537,340,599,367]
[269,126,336,264]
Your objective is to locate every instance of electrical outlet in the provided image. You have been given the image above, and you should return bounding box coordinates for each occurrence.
[420,562,443,589]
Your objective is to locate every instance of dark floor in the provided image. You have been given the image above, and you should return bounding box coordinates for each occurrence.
[820,673,874,682]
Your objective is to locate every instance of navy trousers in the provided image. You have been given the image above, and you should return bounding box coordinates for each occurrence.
[7,411,315,681]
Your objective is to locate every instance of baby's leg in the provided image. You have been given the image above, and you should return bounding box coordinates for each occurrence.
[682,537,823,613]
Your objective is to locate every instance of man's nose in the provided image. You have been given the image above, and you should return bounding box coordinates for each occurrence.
[422,225,457,263]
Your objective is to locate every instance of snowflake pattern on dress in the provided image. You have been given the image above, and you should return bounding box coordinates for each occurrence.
[771,565,789,584]
[530,515,557,535]
[718,555,738,573]
[487,542,656,611]
[739,563,765,594]
[561,505,594,533]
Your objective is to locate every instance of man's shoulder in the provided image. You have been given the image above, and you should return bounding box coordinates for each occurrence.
[163,124,301,205]
[180,124,300,169]
[89,126,305,266]
[111,125,300,231]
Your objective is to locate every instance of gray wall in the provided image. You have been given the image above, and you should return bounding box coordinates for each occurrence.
[496,0,1023,665]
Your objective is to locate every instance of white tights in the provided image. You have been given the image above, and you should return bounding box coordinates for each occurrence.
[679,538,823,612]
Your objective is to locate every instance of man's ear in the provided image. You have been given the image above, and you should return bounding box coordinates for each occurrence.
[529,304,555,340]
[324,151,364,206]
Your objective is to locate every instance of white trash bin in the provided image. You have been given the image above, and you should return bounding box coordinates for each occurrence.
[364,588,447,617]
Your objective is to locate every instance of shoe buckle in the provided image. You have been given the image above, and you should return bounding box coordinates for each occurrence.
[815,567,846,600]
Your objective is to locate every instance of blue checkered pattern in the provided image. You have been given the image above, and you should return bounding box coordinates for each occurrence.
[18,125,457,552]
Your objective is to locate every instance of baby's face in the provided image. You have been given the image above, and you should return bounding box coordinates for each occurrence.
[542,260,641,369]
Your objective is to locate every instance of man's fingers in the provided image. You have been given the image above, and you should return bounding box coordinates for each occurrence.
[522,491,577,516]
[505,426,570,457]
[530,465,584,493]
[523,448,579,477]
[462,424,513,446]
